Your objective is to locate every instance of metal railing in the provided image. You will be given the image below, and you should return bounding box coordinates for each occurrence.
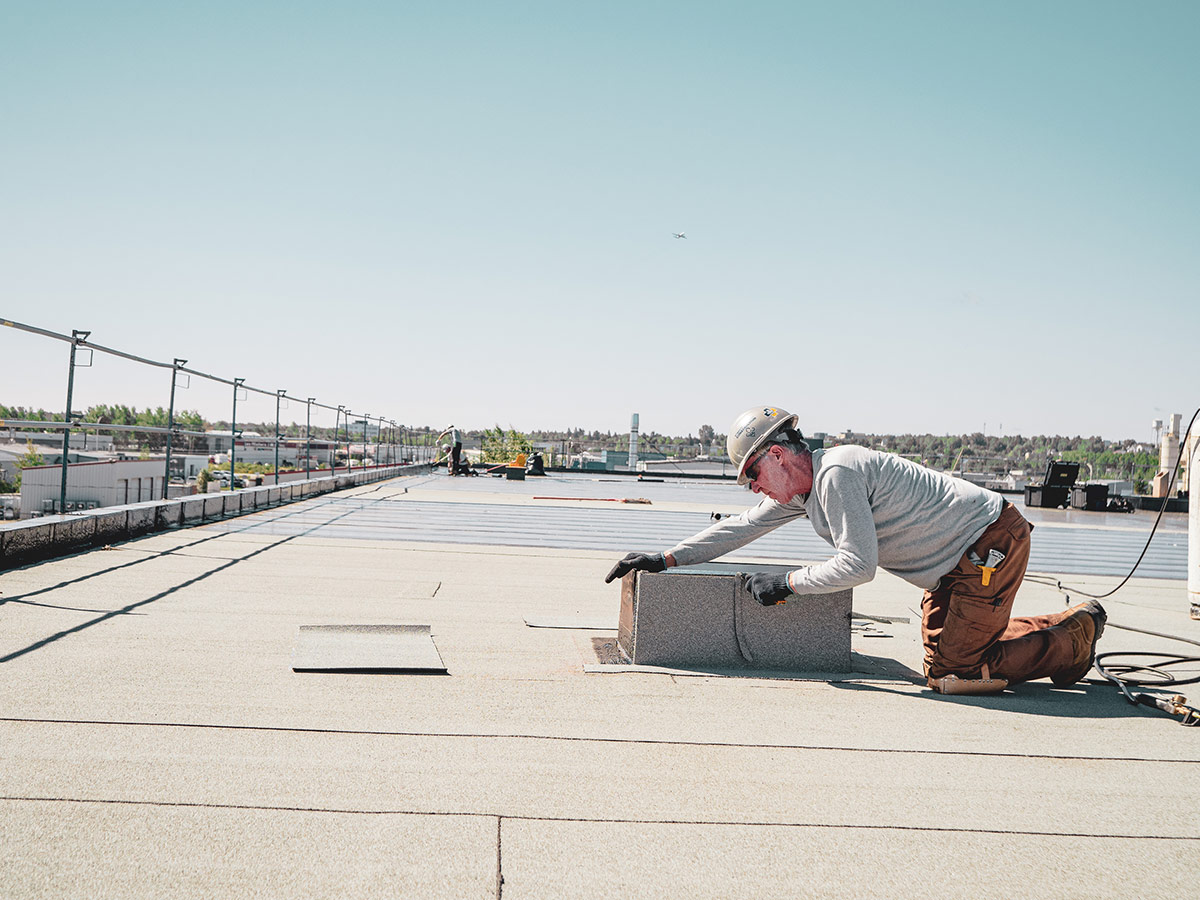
[2,317,437,511]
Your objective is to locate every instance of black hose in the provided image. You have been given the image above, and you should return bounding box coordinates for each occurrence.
[1094,651,1200,725]
[1025,407,1198,601]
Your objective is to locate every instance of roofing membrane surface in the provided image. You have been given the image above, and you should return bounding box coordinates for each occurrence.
[204,471,1190,580]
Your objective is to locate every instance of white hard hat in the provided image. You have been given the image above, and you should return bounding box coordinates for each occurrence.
[727,405,799,485]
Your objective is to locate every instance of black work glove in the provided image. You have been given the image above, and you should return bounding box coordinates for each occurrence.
[604,552,667,584]
[745,572,793,606]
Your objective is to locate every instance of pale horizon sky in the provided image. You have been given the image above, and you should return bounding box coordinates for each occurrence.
[3,1,1196,442]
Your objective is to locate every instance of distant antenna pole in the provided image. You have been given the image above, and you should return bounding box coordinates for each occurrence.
[629,413,639,473]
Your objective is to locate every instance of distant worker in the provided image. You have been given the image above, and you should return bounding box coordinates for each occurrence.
[605,405,1106,695]
[435,424,463,477]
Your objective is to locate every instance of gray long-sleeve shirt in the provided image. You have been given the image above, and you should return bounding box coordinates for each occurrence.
[666,445,1005,593]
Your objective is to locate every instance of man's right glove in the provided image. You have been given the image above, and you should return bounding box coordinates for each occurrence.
[745,572,794,606]
[604,552,667,583]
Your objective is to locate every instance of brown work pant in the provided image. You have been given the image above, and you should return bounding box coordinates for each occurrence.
[922,504,1076,685]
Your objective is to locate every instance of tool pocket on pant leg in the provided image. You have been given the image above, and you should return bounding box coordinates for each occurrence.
[935,588,1010,674]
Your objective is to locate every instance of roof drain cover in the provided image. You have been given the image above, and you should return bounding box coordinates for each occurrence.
[292,624,447,673]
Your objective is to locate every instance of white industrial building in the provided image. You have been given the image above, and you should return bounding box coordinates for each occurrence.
[19,459,168,517]
[171,454,213,480]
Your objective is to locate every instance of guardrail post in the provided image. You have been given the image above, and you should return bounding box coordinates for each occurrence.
[336,405,345,476]
[59,329,90,514]
[163,358,187,499]
[231,378,245,489]
[275,388,286,485]
[361,413,369,472]
[306,398,314,480]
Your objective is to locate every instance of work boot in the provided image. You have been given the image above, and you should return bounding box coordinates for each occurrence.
[1051,601,1106,686]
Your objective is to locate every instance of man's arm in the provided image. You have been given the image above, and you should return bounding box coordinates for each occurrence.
[786,465,878,593]
[604,498,805,583]
[664,498,805,567]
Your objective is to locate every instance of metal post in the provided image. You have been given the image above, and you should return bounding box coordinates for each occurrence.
[275,389,285,485]
[362,414,369,472]
[306,398,314,480]
[163,358,186,499]
[230,378,244,489]
[59,329,90,514]
[336,406,345,475]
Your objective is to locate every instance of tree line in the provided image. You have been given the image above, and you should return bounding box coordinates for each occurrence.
[1,403,205,450]
[514,427,1160,481]
[3,402,1164,482]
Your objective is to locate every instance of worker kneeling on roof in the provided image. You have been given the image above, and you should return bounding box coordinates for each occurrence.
[605,405,1106,695]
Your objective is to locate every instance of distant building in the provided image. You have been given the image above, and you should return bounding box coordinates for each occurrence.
[0,430,114,452]
[0,440,118,473]
[347,419,381,439]
[19,459,168,517]
[204,430,263,454]
[570,449,667,472]
[208,434,337,467]
[169,454,213,481]
[0,445,22,485]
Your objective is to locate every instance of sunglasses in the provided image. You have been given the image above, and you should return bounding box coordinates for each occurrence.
[744,452,765,484]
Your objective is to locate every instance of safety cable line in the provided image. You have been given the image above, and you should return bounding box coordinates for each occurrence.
[1,315,414,440]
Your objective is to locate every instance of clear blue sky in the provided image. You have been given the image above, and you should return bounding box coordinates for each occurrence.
[3,1,1196,441]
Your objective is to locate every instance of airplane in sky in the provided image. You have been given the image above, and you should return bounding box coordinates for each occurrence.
[672,232,687,239]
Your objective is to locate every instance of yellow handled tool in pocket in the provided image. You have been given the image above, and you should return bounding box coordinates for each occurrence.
[970,549,1006,587]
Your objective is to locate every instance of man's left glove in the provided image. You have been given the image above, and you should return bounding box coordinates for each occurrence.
[604,552,667,584]
[745,572,794,606]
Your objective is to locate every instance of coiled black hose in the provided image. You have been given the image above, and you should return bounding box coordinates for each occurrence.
[1094,651,1200,726]
[1023,407,1200,724]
